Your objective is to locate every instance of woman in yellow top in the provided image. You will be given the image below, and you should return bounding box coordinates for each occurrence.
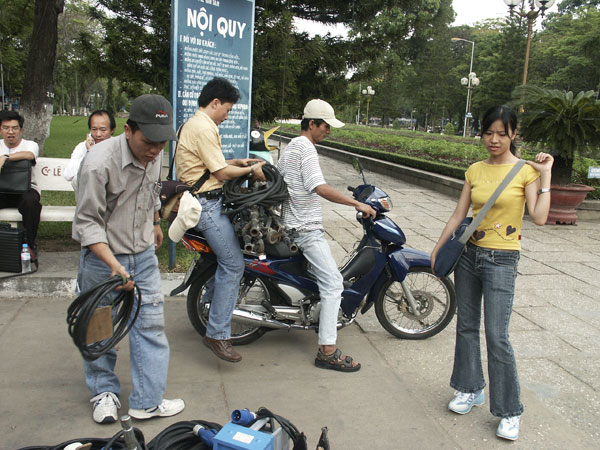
[431,105,553,441]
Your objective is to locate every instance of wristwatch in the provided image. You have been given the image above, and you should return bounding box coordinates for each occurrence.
[153,220,161,225]
[538,188,551,195]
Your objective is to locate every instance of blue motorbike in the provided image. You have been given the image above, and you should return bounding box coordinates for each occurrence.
[173,158,456,344]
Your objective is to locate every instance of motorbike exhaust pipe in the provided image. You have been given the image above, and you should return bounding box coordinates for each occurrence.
[231,309,292,329]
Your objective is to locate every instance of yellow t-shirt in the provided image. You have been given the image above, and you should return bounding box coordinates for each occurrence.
[466,161,539,250]
[175,110,228,193]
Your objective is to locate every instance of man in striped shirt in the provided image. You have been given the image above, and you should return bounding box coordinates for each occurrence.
[277,99,375,372]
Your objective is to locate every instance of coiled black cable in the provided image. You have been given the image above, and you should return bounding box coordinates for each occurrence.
[146,419,222,450]
[253,407,308,450]
[222,163,288,216]
[16,426,145,450]
[67,275,142,361]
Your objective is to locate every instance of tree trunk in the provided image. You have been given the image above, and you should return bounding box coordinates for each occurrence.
[551,154,574,186]
[20,0,65,154]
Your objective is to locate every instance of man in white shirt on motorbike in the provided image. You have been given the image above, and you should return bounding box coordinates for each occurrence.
[277,99,376,372]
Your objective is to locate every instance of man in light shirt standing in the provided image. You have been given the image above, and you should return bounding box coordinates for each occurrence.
[73,94,184,424]
[63,110,115,189]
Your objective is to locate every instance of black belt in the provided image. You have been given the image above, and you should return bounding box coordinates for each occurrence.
[196,188,223,199]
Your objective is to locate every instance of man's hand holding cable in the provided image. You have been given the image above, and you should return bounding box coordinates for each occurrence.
[88,242,135,291]
[250,161,266,182]
[112,264,135,291]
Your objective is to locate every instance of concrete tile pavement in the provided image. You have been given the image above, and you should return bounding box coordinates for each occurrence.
[1,152,599,448]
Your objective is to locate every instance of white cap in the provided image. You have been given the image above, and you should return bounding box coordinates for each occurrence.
[302,99,345,128]
[168,191,202,243]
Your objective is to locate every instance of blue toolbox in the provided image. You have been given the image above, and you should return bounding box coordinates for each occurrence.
[213,422,274,450]
[213,409,290,450]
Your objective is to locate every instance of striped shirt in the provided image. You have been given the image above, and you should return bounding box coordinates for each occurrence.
[277,135,325,232]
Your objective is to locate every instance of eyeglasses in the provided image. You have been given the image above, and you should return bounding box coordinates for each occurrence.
[1,126,21,132]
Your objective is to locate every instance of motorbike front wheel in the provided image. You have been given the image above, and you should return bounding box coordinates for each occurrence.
[375,267,456,339]
[187,272,269,345]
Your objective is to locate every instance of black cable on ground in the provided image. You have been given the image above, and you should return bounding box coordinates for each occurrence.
[67,274,142,361]
[16,426,145,450]
[254,407,308,450]
[146,419,222,450]
[222,164,288,216]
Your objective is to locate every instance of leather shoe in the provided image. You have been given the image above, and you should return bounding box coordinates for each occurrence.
[202,336,242,363]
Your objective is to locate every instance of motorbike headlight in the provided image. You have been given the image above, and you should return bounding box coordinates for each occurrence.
[377,196,393,212]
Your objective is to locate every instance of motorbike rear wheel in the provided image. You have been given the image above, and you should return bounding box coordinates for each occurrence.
[187,272,269,345]
[375,267,456,340]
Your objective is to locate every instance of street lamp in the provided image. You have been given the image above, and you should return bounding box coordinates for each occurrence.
[361,85,375,126]
[451,37,479,137]
[503,0,556,86]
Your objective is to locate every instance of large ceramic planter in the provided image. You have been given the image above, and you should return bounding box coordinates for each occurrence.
[546,184,595,225]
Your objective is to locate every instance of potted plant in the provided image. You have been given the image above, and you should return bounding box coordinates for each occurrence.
[514,85,600,224]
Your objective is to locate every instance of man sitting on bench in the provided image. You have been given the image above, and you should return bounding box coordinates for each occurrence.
[0,110,41,268]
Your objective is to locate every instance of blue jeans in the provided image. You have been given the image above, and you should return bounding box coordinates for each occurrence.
[451,242,523,418]
[195,196,244,340]
[294,230,343,345]
[79,245,169,409]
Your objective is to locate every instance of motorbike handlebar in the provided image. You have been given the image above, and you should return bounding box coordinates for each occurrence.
[347,186,355,192]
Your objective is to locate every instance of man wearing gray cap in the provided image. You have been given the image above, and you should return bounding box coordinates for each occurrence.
[277,99,376,372]
[73,94,184,424]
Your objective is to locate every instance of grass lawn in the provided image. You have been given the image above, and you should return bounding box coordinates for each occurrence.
[36,116,190,272]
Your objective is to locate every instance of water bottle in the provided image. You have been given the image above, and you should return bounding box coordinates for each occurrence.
[21,244,31,273]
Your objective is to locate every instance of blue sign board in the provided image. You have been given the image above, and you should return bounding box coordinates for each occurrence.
[170,0,255,159]
[588,166,600,179]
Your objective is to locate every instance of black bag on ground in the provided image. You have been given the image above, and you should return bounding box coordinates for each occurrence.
[0,159,32,194]
[0,223,25,272]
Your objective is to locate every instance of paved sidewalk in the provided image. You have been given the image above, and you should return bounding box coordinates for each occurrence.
[1,153,599,449]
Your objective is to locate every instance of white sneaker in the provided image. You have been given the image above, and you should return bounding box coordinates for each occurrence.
[128,398,185,420]
[90,392,121,424]
[496,415,521,440]
[448,390,485,414]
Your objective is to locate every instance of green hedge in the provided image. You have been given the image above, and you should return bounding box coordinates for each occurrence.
[275,123,600,200]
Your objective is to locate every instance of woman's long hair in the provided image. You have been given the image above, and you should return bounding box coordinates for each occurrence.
[481,105,518,155]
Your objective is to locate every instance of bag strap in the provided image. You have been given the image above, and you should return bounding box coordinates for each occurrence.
[166,124,184,181]
[166,123,209,191]
[459,159,526,244]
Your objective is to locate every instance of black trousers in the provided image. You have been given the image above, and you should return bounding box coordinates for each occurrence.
[0,189,42,248]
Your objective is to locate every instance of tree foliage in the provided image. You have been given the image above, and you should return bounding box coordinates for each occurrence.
[514,85,600,184]
[530,7,600,94]
[0,0,35,104]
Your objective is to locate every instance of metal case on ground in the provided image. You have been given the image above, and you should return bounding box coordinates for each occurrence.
[0,223,24,273]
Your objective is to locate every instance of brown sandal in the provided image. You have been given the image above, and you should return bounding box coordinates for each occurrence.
[315,348,361,372]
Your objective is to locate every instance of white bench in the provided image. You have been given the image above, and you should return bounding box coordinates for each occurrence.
[0,157,75,227]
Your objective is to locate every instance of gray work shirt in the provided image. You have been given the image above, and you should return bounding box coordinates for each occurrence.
[72,134,162,255]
